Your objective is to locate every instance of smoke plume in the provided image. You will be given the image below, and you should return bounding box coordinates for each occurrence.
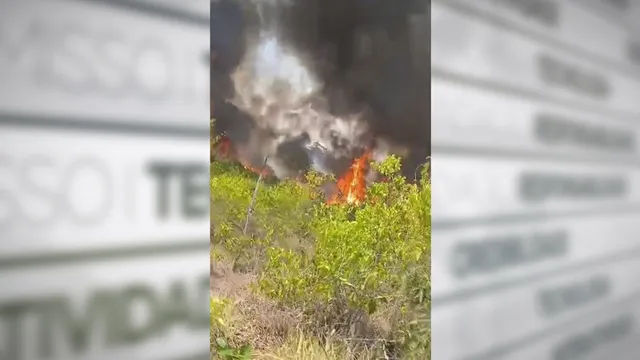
[211,0,429,179]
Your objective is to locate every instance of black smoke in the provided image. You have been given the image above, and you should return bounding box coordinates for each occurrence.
[211,0,429,179]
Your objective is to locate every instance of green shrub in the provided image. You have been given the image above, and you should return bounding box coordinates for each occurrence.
[257,156,429,309]
[211,297,255,360]
[211,296,232,340]
[211,145,431,358]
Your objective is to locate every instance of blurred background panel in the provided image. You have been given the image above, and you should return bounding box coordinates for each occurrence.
[113,0,210,20]
[431,0,640,359]
[0,0,208,124]
[0,0,210,359]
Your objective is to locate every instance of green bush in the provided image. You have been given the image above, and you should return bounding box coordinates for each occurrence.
[257,156,429,312]
[211,129,431,358]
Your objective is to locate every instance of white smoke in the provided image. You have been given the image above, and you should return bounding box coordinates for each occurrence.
[229,30,371,175]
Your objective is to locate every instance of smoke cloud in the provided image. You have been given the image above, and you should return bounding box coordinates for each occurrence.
[211,0,429,179]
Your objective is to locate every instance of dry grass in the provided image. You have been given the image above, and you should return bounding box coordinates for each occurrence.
[212,260,301,351]
[254,332,379,360]
[212,259,411,359]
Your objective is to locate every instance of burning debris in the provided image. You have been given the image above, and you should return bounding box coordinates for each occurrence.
[211,0,429,201]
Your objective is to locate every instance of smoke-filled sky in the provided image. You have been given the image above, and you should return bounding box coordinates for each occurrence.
[211,0,429,179]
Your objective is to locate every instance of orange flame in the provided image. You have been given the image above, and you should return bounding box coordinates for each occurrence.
[215,135,232,159]
[214,136,270,176]
[327,150,372,205]
[241,161,270,176]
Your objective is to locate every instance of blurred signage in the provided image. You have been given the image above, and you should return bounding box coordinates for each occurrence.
[0,128,208,255]
[431,0,640,359]
[0,0,210,359]
[116,0,210,20]
[0,252,209,360]
[0,0,208,125]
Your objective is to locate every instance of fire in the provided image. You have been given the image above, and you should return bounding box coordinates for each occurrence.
[327,150,372,206]
[214,135,372,197]
[242,162,270,176]
[213,135,270,176]
[215,135,232,159]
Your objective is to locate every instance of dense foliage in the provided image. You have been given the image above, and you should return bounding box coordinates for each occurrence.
[211,124,430,359]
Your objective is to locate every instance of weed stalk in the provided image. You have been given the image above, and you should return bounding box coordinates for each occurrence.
[243,156,269,235]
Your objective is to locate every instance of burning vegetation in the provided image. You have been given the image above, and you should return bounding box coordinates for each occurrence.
[211,0,429,184]
[214,134,271,176]
[326,149,372,205]
[211,133,430,358]
[213,129,375,206]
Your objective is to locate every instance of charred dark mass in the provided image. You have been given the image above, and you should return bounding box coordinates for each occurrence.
[211,0,429,179]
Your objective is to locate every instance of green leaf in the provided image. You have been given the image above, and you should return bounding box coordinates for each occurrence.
[215,337,228,349]
[217,348,234,356]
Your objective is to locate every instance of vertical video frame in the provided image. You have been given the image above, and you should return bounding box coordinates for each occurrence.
[210,0,430,359]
